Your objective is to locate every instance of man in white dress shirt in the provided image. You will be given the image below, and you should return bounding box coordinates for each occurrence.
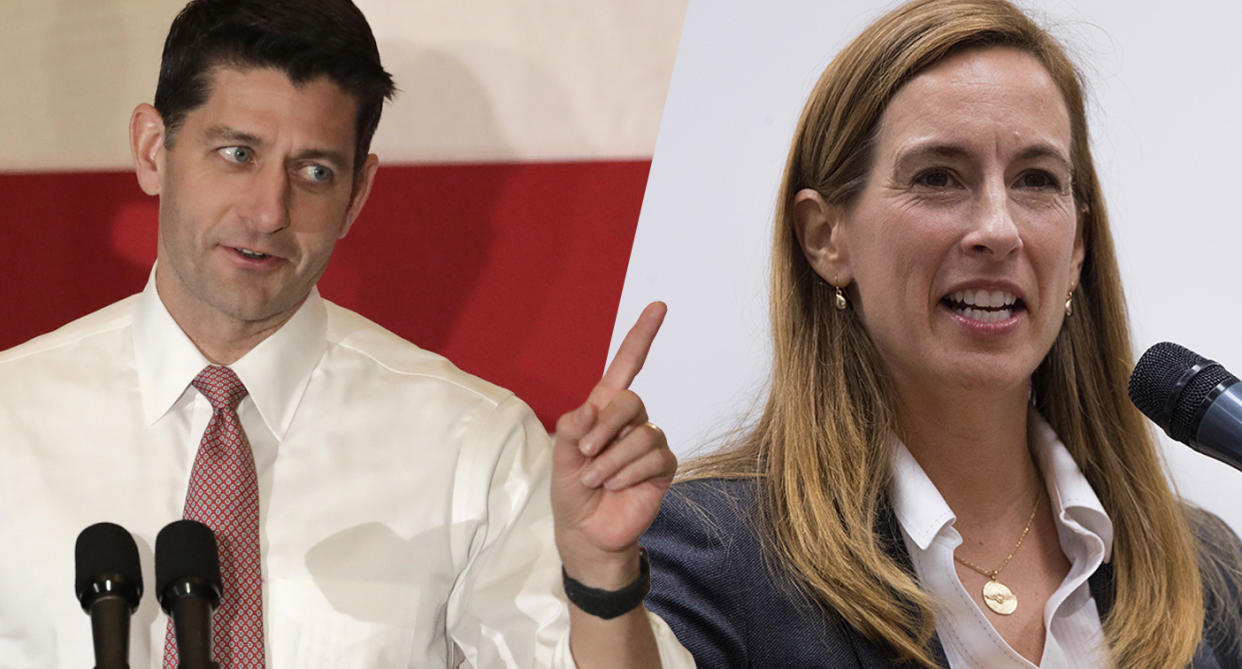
[0,0,691,667]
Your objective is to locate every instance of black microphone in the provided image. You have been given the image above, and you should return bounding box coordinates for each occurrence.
[1129,341,1242,471]
[156,520,222,669]
[75,522,143,669]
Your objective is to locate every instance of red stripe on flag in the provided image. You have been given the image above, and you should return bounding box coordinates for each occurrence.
[0,161,650,428]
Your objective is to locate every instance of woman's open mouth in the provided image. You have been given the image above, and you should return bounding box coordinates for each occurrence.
[942,289,1023,324]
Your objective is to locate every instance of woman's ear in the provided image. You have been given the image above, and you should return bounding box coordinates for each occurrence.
[792,188,852,286]
[1070,202,1088,290]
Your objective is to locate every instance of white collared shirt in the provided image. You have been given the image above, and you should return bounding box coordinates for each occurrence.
[0,273,691,668]
[890,412,1114,668]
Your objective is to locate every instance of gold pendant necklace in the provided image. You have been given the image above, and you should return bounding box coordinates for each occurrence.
[953,495,1040,616]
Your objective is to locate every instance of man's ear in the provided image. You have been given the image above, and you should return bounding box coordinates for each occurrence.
[792,188,852,287]
[339,153,379,239]
[130,104,166,196]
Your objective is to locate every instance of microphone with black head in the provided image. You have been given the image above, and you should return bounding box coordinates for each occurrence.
[156,520,222,669]
[1129,341,1242,471]
[75,522,144,669]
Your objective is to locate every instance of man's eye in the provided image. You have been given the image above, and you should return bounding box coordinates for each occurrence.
[299,164,334,183]
[219,146,253,164]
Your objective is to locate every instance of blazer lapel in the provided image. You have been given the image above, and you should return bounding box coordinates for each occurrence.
[843,508,950,668]
[1086,559,1115,618]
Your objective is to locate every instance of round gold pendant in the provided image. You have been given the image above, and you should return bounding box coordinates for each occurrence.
[982,579,1017,615]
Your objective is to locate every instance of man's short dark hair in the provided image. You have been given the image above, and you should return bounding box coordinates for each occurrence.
[153,0,396,177]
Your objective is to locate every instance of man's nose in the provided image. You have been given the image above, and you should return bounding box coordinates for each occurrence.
[239,165,290,233]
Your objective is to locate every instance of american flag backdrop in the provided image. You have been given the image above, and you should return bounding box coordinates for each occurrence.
[0,1,686,430]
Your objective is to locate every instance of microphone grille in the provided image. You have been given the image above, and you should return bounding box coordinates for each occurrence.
[1130,342,1239,443]
[155,520,222,597]
[1129,342,1200,422]
[1168,363,1236,442]
[74,522,142,609]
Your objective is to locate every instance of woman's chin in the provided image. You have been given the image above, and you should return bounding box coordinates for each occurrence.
[902,352,1036,403]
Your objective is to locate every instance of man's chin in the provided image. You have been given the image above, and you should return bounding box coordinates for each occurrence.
[210,290,307,329]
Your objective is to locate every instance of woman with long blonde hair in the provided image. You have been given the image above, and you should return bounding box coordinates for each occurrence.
[641,0,1241,666]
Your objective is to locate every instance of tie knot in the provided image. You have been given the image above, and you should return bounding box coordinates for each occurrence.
[191,366,249,412]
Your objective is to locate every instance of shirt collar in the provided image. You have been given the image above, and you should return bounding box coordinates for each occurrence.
[1029,411,1114,562]
[890,437,955,551]
[889,410,1114,559]
[132,267,328,440]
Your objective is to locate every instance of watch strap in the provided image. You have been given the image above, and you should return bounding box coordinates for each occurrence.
[561,547,651,620]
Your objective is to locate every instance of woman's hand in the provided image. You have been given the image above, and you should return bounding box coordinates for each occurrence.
[551,301,676,589]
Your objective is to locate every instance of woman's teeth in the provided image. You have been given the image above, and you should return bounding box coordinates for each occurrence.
[958,307,1013,323]
[238,248,269,259]
[945,290,1018,323]
[949,289,1016,308]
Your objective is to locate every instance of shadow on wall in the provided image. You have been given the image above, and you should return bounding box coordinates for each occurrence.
[41,0,144,167]
[320,45,643,427]
[0,1,160,327]
[321,46,511,357]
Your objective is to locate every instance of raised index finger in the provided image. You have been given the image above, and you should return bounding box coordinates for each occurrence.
[596,301,667,395]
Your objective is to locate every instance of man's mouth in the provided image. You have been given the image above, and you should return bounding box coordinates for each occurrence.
[234,247,271,260]
[942,289,1022,324]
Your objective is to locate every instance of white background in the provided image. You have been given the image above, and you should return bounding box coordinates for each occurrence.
[616,0,1242,531]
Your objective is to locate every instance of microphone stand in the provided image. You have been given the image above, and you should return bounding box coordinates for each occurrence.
[167,580,220,669]
[86,591,131,669]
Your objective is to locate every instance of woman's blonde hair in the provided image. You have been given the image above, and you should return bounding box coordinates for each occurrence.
[681,0,1210,665]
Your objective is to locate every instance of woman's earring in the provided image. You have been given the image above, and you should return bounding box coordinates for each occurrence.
[1065,289,1074,317]
[834,285,848,311]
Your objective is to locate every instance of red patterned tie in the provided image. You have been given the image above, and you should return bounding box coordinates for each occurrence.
[163,366,266,668]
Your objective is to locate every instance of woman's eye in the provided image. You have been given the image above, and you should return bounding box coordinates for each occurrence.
[299,164,334,183]
[914,169,955,189]
[1018,170,1059,189]
[218,146,253,164]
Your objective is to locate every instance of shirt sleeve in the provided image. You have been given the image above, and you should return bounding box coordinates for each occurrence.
[444,394,694,669]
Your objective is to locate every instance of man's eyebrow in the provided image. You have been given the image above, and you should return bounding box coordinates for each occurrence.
[293,148,350,170]
[202,125,264,147]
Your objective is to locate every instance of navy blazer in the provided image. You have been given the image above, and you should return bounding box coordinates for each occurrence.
[642,478,1241,668]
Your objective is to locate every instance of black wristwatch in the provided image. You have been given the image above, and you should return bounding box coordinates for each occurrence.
[561,547,651,620]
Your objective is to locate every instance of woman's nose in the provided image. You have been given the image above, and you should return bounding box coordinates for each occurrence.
[962,182,1022,258]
